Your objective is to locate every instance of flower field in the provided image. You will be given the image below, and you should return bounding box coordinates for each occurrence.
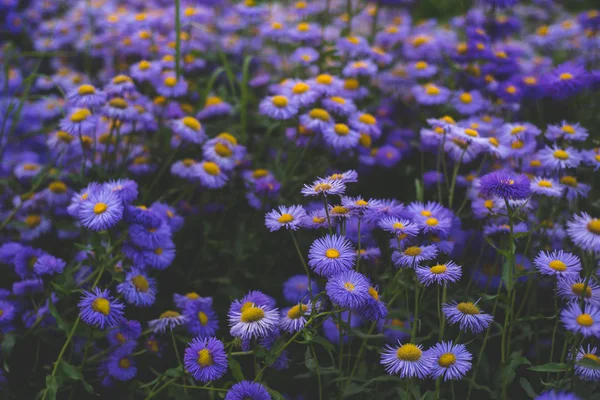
[0,0,599,399]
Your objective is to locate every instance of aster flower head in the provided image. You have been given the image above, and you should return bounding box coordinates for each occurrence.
[280,302,311,333]
[148,310,187,333]
[380,342,433,379]
[77,186,124,231]
[428,341,473,381]
[117,268,157,307]
[535,391,581,400]
[530,177,564,197]
[478,171,531,200]
[567,212,600,252]
[264,205,306,232]
[107,342,137,381]
[301,178,345,197]
[183,298,219,338]
[572,345,600,381]
[33,254,66,276]
[442,300,493,333]
[378,217,420,237]
[282,275,319,303]
[105,179,138,204]
[361,286,388,322]
[557,276,600,307]
[66,84,106,108]
[412,83,451,106]
[171,117,207,144]
[392,244,438,269]
[560,302,600,338]
[322,123,360,153]
[542,62,588,100]
[183,336,227,383]
[225,381,270,400]
[546,121,589,142]
[228,302,279,340]
[533,250,582,278]
[79,288,125,329]
[538,145,581,170]
[308,234,356,277]
[259,95,299,120]
[194,161,228,189]
[325,270,371,309]
[416,261,462,286]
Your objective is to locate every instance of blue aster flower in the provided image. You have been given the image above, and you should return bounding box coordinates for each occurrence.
[142,240,176,270]
[170,116,207,144]
[416,261,462,286]
[79,288,125,329]
[538,145,581,170]
[567,213,600,253]
[361,286,388,322]
[541,62,588,100]
[280,302,311,333]
[381,342,433,379]
[106,319,142,346]
[33,254,66,276]
[183,298,219,338]
[265,205,306,232]
[560,303,600,338]
[572,345,600,381]
[259,95,299,120]
[308,234,356,277]
[478,171,531,200]
[533,250,581,278]
[107,341,137,381]
[59,108,97,135]
[0,300,16,326]
[225,381,270,400]
[326,270,370,309]
[77,187,124,231]
[194,161,228,189]
[183,336,228,383]
[282,275,318,303]
[105,179,138,204]
[117,268,157,307]
[128,222,172,249]
[392,244,438,269]
[228,302,279,340]
[12,279,44,296]
[557,276,600,307]
[427,341,472,381]
[148,310,187,333]
[442,300,493,334]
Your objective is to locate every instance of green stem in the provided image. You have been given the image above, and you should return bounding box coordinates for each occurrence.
[323,195,333,235]
[291,232,313,300]
[411,279,420,342]
[439,284,448,340]
[174,0,181,79]
[311,344,323,400]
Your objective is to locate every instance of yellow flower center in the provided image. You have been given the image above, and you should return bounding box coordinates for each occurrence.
[253,169,269,178]
[287,304,308,319]
[344,79,359,90]
[119,358,130,369]
[214,142,232,157]
[368,287,379,301]
[92,298,110,315]
[511,140,524,149]
[426,218,438,226]
[404,246,422,257]
[392,222,405,230]
[548,260,567,271]
[572,283,592,298]
[530,160,541,167]
[198,311,208,325]
[344,282,355,291]
[112,75,131,84]
[278,213,294,224]
[457,302,479,315]
[186,292,200,299]
[109,97,127,109]
[553,150,569,160]
[272,95,289,108]
[587,219,600,234]
[78,84,96,95]
[132,275,149,292]
[524,76,537,85]
[355,200,368,207]
[537,180,553,188]
[309,108,330,121]
[25,215,41,228]
[164,76,177,87]
[314,183,332,192]
[197,349,213,367]
[396,344,422,361]
[506,85,517,94]
[484,199,494,209]
[240,306,265,323]
[297,22,309,32]
[358,114,376,125]
[49,181,67,193]
[464,128,479,137]
[583,353,600,364]
[292,83,309,94]
[313,216,325,224]
[438,353,457,367]
[205,96,222,106]
[203,162,220,176]
[430,264,447,274]
[334,124,350,136]
[330,96,346,105]
[559,73,573,81]
[559,176,577,187]
[182,117,201,131]
[160,310,180,319]
[155,248,163,255]
[425,84,440,95]
[70,108,91,122]
[331,206,349,214]
[316,74,332,85]
[562,125,575,134]
[414,61,428,70]
[576,314,593,327]
[94,202,108,215]
[326,249,340,258]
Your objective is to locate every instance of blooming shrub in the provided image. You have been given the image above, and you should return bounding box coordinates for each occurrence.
[0,0,599,399]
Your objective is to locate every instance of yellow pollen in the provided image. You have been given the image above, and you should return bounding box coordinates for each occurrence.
[314,183,332,192]
[287,304,308,319]
[484,199,494,209]
[559,73,573,81]
[119,358,130,369]
[132,275,149,292]
[506,85,517,94]
[116,332,126,343]
[583,353,600,363]
[415,61,428,70]
[112,75,131,84]
[393,222,405,230]
[241,306,265,323]
[553,150,569,160]
[197,349,213,367]
[391,319,404,327]
[253,169,269,179]
[425,84,440,95]
[530,160,542,167]
[344,282,355,291]
[48,181,67,193]
[93,202,108,215]
[203,162,220,176]
[92,298,110,315]
[313,216,325,224]
[548,260,566,271]
[524,76,537,85]
[326,249,340,258]
[25,215,41,228]
[278,213,294,224]
[155,248,163,255]
[438,353,457,367]
[331,206,349,214]
[78,84,96,95]
[198,311,208,325]
[217,132,238,145]
[160,310,180,319]
[434,127,445,135]
[297,22,309,32]
[464,128,479,137]
[109,98,127,109]
[396,344,422,361]
[412,36,429,47]
[460,93,472,103]
[355,200,368,207]
[214,142,232,157]
[359,133,371,148]
[309,109,330,121]
[559,176,577,187]
[182,158,195,167]
[164,76,177,87]
[330,96,346,104]
[562,125,575,134]
[457,302,479,315]
[56,130,74,142]
[205,96,222,106]
[426,218,439,226]
[271,95,288,108]
[576,314,593,327]
[271,22,283,29]
[186,292,200,299]
[420,210,432,217]
[359,114,376,125]
[70,108,91,122]
[292,82,309,94]
[537,180,553,188]
[182,117,201,131]
[587,219,600,235]
[344,79,359,90]
[511,140,524,150]
[572,283,592,298]
[404,246,422,257]
[511,126,525,135]
[368,287,379,301]
[489,137,499,147]
[316,74,332,85]
[430,264,447,274]
[334,124,350,136]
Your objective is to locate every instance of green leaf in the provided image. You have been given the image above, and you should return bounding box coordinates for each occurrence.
[1,332,17,361]
[45,375,58,400]
[165,367,183,377]
[267,388,286,400]
[304,347,316,372]
[528,363,568,372]
[343,383,366,397]
[228,356,245,382]
[59,361,83,381]
[47,299,69,332]
[576,357,600,370]
[415,179,424,202]
[310,335,335,353]
[501,259,513,292]
[81,380,96,395]
[519,377,537,398]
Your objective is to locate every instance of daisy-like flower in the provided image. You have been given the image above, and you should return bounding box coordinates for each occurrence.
[107,342,137,381]
[194,161,228,189]
[322,123,360,153]
[196,96,233,120]
[117,268,157,307]
[416,261,462,286]
[380,342,432,379]
[259,95,299,120]
[321,96,357,116]
[301,178,345,197]
[546,121,589,142]
[32,254,65,276]
[560,303,600,338]
[348,112,380,138]
[572,345,600,380]
[59,107,97,135]
[392,244,438,269]
[412,83,451,106]
[557,276,600,307]
[299,108,333,134]
[533,250,582,278]
[325,270,371,309]
[228,302,279,340]
[308,234,356,277]
[538,145,581,170]
[66,84,106,108]
[155,74,188,98]
[280,302,311,333]
[282,80,320,107]
[105,179,138,204]
[224,381,270,400]
[148,310,187,333]
[183,336,227,383]
[530,177,563,197]
[171,116,207,144]
[79,288,125,329]
[183,298,219,338]
[324,170,359,184]
[535,391,581,400]
[264,205,306,232]
[341,196,381,215]
[478,171,531,200]
[541,62,588,100]
[107,319,142,346]
[452,90,486,115]
[378,217,420,237]
[428,341,473,381]
[143,242,176,270]
[361,286,388,322]
[342,59,378,77]
[560,176,591,202]
[567,213,600,252]
[0,299,16,325]
[77,187,124,231]
[282,275,319,303]
[442,300,493,334]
